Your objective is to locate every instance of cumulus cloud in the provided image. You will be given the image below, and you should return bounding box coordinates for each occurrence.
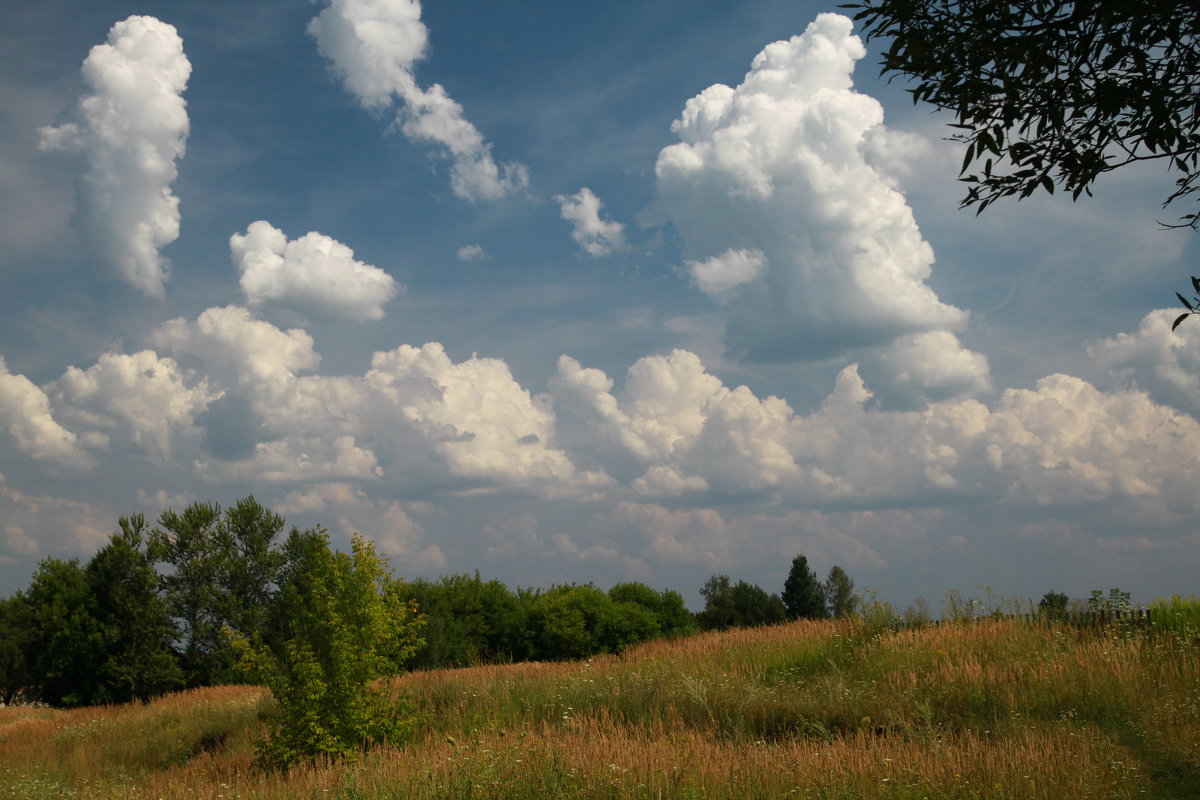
[50,350,214,460]
[857,331,992,409]
[655,13,966,361]
[310,0,527,201]
[230,221,400,321]
[556,187,626,257]
[549,350,1200,515]
[39,16,190,297]
[688,248,767,297]
[1089,308,1200,416]
[0,357,91,467]
[148,306,608,494]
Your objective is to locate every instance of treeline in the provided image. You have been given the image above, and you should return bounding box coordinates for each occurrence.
[0,499,334,707]
[398,576,697,668]
[0,497,865,708]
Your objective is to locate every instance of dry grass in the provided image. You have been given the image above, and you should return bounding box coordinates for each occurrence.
[1,618,1196,799]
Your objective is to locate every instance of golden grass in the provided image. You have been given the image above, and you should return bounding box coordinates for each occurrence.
[1,618,1195,799]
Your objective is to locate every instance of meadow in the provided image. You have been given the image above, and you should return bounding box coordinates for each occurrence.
[1,615,1197,800]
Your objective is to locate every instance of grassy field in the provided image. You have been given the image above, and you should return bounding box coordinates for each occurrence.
[1,616,1197,799]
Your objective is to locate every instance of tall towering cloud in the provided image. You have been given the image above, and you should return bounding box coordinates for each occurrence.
[38,16,190,297]
[655,13,969,364]
[556,187,626,257]
[230,221,400,321]
[310,0,527,201]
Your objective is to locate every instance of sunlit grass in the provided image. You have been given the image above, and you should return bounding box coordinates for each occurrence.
[1,616,1196,799]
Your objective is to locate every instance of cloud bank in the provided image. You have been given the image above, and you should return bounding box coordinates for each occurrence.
[310,0,527,201]
[39,15,190,297]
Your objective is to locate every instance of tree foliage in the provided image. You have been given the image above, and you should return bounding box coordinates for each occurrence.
[0,594,32,705]
[823,565,859,618]
[84,515,183,704]
[782,555,827,620]
[697,574,788,631]
[847,0,1200,228]
[21,517,181,706]
[151,497,287,686]
[231,530,423,769]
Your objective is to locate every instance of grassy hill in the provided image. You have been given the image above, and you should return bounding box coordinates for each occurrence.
[1,616,1197,799]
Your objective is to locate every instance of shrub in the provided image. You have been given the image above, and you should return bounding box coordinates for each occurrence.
[231,530,424,769]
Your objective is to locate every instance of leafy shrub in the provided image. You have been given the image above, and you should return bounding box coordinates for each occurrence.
[231,530,424,769]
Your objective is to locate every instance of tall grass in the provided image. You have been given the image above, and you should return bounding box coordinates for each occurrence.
[1,617,1196,799]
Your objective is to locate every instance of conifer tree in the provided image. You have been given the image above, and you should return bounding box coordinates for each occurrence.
[781,554,827,619]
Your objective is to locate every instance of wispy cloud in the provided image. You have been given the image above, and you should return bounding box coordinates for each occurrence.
[310,0,527,201]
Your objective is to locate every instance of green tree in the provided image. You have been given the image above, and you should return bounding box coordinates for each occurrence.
[84,515,183,704]
[397,572,524,668]
[609,582,698,638]
[848,0,1200,226]
[22,557,103,707]
[0,593,32,705]
[697,575,788,631]
[823,565,859,618]
[781,555,827,620]
[1039,590,1070,620]
[152,497,288,686]
[232,529,424,769]
[151,501,224,685]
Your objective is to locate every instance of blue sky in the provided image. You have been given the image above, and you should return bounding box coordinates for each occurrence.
[1,0,1197,609]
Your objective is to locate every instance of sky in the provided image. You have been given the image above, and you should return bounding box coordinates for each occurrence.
[2,0,1197,609]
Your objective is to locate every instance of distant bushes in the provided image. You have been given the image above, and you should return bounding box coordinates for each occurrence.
[394,575,697,668]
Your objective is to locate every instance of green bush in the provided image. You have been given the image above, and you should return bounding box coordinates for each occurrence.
[231,530,424,769]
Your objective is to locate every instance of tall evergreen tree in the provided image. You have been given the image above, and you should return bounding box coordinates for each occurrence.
[781,555,827,620]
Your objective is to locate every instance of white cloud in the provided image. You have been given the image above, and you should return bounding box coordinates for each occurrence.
[39,16,190,296]
[0,357,91,467]
[1089,308,1200,416]
[688,248,767,297]
[857,331,992,409]
[456,244,486,261]
[550,349,1200,513]
[366,343,610,493]
[655,13,966,361]
[50,350,214,461]
[310,0,527,201]
[151,304,321,387]
[149,307,608,495]
[556,187,625,257]
[230,221,400,321]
